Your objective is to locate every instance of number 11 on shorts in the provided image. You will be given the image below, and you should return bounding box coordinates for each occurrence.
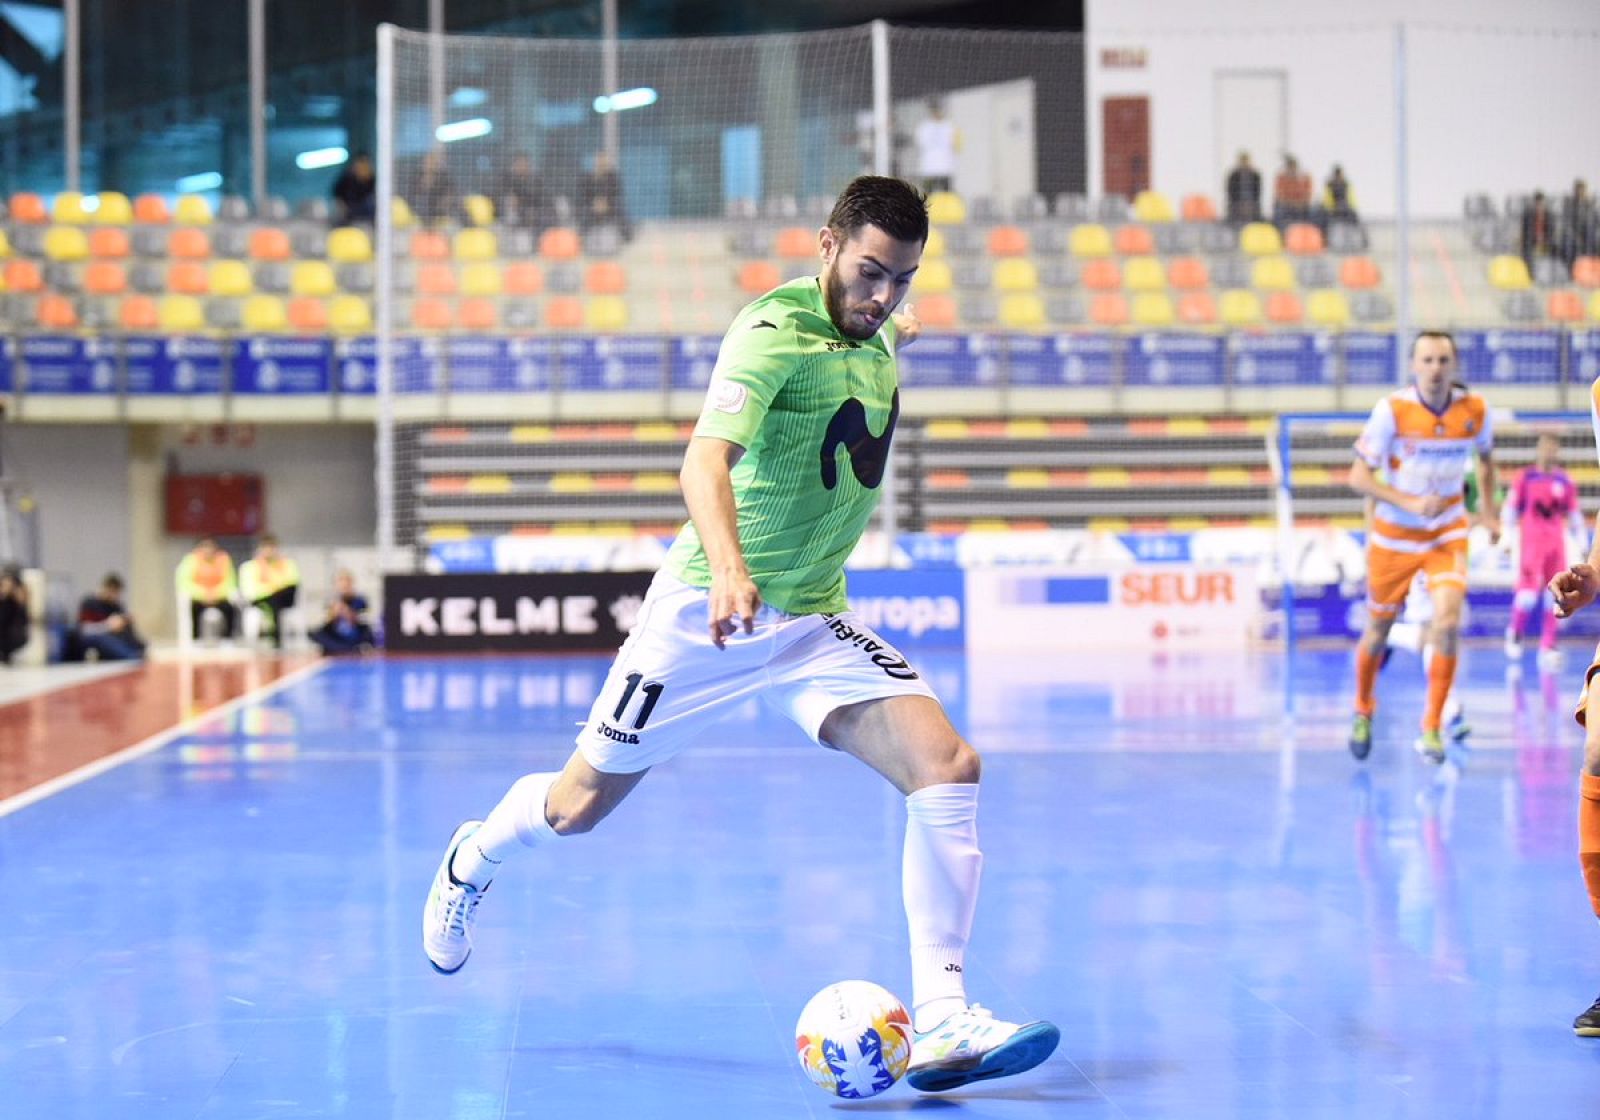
[612,672,665,730]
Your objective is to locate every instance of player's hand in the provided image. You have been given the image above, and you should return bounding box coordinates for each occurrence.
[1477,510,1501,545]
[1411,494,1453,519]
[1551,563,1600,619]
[892,303,921,350]
[707,569,761,649]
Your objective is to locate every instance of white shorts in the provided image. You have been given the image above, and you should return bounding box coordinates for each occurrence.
[576,571,938,773]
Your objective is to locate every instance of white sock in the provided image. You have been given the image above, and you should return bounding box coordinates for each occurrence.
[903,782,982,1033]
[451,771,560,889]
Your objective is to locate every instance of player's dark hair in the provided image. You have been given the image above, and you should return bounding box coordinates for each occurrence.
[102,574,123,591]
[1409,330,1458,359]
[827,176,929,246]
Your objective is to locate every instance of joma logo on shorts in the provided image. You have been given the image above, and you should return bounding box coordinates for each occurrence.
[597,723,641,744]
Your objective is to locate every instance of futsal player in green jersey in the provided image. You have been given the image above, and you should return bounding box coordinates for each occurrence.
[424,176,1059,1092]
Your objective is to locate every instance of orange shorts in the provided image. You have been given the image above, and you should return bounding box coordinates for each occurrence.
[1365,539,1468,616]
[1574,643,1600,727]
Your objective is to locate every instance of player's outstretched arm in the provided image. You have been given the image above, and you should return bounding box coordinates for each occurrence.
[1553,510,1600,618]
[1475,451,1501,543]
[680,436,762,648]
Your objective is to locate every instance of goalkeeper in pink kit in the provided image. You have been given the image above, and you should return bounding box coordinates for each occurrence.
[1505,433,1585,668]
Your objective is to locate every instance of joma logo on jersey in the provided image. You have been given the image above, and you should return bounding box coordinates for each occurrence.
[820,389,900,490]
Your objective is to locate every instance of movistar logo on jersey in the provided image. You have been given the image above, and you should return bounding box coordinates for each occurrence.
[820,390,900,490]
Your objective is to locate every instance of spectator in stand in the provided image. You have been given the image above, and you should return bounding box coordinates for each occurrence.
[239,535,301,650]
[1272,154,1314,228]
[0,565,28,664]
[1560,179,1596,267]
[579,149,632,242]
[1322,164,1358,228]
[1522,190,1554,271]
[68,574,145,662]
[331,152,377,225]
[1225,151,1262,226]
[177,537,238,643]
[496,153,555,234]
[914,99,959,195]
[414,147,461,226]
[310,569,375,656]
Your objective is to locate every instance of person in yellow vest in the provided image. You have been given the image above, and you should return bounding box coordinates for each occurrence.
[239,535,301,649]
[177,537,238,641]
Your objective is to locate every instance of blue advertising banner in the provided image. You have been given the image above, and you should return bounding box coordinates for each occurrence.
[564,336,671,391]
[1046,332,1121,387]
[1229,332,1329,386]
[670,335,722,390]
[1343,331,1399,386]
[1568,330,1600,385]
[900,334,985,387]
[443,337,555,393]
[232,337,331,394]
[333,337,437,394]
[21,336,111,394]
[1456,329,1562,384]
[0,338,15,392]
[896,532,963,569]
[843,567,966,648]
[1126,332,1225,387]
[1116,533,1194,563]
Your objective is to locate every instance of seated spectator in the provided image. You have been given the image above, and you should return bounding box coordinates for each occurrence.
[579,149,632,241]
[67,573,145,662]
[239,535,300,650]
[1272,154,1313,227]
[1560,178,1596,266]
[177,537,238,642]
[0,564,28,664]
[1522,190,1554,269]
[496,153,555,233]
[1322,164,1358,226]
[310,569,375,656]
[331,152,377,225]
[1224,151,1262,226]
[414,147,461,226]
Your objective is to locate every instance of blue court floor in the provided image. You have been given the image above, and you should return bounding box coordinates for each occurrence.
[1,642,1598,1118]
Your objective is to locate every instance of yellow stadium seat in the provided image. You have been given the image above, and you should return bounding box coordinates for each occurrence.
[927,191,965,225]
[1006,469,1050,488]
[1219,289,1264,326]
[461,262,502,297]
[1131,292,1176,327]
[174,194,213,226]
[43,226,89,262]
[585,295,629,331]
[1240,222,1282,255]
[1123,255,1165,292]
[157,294,205,332]
[463,194,495,227]
[1251,255,1296,291]
[94,192,133,224]
[923,228,947,258]
[392,197,416,228]
[329,295,372,335]
[209,259,254,297]
[994,258,1038,292]
[327,227,373,263]
[914,259,953,294]
[242,294,288,332]
[1488,255,1532,291]
[1132,190,1174,223]
[454,227,498,261]
[998,293,1045,329]
[290,260,337,297]
[1591,291,1600,322]
[1069,224,1113,257]
[1307,289,1352,327]
[0,230,11,259]
[52,191,90,224]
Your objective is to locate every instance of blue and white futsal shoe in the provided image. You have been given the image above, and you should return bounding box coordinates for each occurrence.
[423,820,487,974]
[905,1005,1061,1093]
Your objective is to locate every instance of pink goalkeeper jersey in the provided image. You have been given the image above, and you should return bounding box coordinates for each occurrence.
[1510,467,1576,553]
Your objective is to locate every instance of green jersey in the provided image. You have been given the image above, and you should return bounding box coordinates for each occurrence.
[663,276,900,614]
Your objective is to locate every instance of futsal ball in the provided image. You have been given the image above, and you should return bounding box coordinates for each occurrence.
[794,980,913,1099]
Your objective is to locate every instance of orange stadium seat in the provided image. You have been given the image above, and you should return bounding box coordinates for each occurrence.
[9,193,47,224]
[1090,292,1129,326]
[1177,291,1218,325]
[1180,194,1218,222]
[1340,256,1382,289]
[1167,256,1209,290]
[249,227,291,261]
[775,227,814,259]
[119,294,159,330]
[411,230,450,260]
[738,260,781,295]
[1548,290,1585,323]
[132,194,171,225]
[585,261,627,294]
[1284,223,1325,255]
[1081,258,1122,291]
[1113,225,1155,255]
[539,227,581,260]
[287,297,328,332]
[1573,257,1600,288]
[544,295,584,329]
[167,260,210,295]
[5,259,43,292]
[36,294,77,330]
[987,226,1029,257]
[458,297,498,330]
[89,227,130,259]
[504,262,544,296]
[417,263,457,296]
[411,297,454,331]
[84,261,127,295]
[912,293,957,329]
[1266,290,1304,324]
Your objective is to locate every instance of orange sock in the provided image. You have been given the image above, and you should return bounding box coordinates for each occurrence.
[1422,652,1457,732]
[1581,775,1600,918]
[1354,647,1381,716]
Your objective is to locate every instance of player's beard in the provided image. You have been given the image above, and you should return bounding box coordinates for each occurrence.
[822,259,886,341]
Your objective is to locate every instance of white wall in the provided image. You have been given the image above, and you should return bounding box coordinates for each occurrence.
[4,424,132,603]
[1086,0,1600,217]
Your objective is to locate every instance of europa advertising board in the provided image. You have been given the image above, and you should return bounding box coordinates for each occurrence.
[383,572,653,653]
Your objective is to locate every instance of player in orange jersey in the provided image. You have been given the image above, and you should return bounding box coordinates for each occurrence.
[1346,331,1499,762]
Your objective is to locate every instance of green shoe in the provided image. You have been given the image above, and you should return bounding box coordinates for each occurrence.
[1413,729,1445,764]
[1348,713,1373,761]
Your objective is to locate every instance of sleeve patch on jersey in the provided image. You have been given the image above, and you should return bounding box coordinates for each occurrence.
[710,379,748,414]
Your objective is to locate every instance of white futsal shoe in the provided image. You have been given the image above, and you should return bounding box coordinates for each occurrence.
[905,1004,1060,1093]
[423,820,487,974]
